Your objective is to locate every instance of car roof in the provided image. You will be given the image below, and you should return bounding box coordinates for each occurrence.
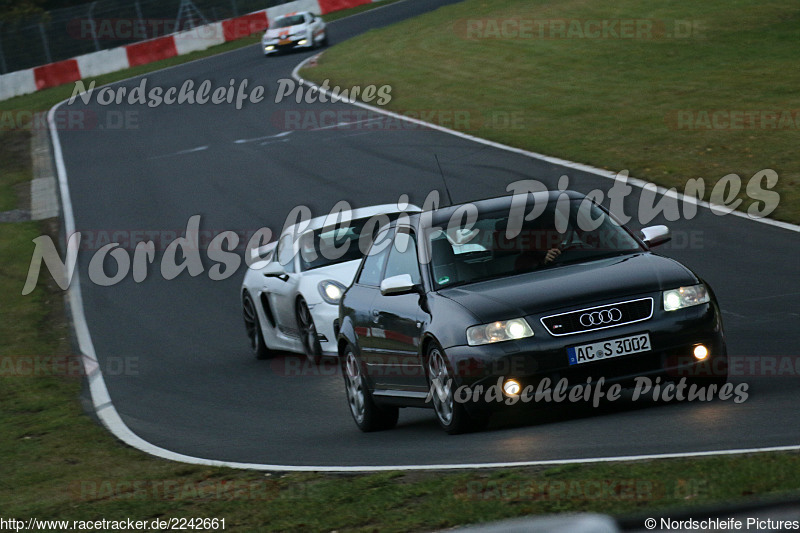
[276,11,310,19]
[420,190,586,229]
[283,203,422,237]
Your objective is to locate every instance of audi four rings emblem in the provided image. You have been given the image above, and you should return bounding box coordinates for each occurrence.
[579,308,623,327]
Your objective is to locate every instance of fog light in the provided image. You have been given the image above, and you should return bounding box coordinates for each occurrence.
[693,344,709,360]
[298,39,308,45]
[265,45,275,51]
[503,379,521,396]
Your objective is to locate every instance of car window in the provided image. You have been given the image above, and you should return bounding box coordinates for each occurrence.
[299,215,394,272]
[357,227,394,286]
[426,198,642,289]
[383,230,421,285]
[277,234,295,273]
[272,15,305,28]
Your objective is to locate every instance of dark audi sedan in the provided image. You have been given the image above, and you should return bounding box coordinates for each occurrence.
[337,191,728,434]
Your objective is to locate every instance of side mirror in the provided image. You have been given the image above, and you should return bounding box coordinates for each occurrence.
[380,274,416,296]
[262,262,288,280]
[640,225,671,248]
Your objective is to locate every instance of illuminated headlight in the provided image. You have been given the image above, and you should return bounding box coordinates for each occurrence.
[466,318,533,346]
[265,45,275,51]
[298,39,308,45]
[503,379,521,397]
[663,284,710,311]
[693,344,709,360]
[318,280,346,305]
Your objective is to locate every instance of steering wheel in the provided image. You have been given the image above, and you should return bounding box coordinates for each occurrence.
[558,227,592,252]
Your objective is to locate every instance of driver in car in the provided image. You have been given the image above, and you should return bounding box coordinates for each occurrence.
[504,223,563,271]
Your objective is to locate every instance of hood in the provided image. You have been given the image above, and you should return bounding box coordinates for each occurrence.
[439,253,698,322]
[265,24,306,39]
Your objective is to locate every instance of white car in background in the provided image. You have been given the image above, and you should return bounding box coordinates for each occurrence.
[241,204,420,363]
[262,11,328,56]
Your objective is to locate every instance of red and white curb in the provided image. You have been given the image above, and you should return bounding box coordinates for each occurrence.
[0,0,378,102]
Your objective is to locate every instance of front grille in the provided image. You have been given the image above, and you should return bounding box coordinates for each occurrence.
[540,297,653,336]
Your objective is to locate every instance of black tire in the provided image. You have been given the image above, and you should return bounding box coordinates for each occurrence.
[321,33,329,47]
[296,298,323,364]
[342,347,399,432]
[243,293,272,360]
[426,342,489,434]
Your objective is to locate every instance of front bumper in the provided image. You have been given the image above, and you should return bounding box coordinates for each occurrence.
[443,301,727,413]
[309,301,339,358]
[263,37,313,54]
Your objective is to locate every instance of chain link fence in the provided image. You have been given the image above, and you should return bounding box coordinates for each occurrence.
[0,0,295,74]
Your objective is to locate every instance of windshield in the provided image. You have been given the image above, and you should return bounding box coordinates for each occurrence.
[298,216,386,271]
[272,15,306,28]
[427,198,642,289]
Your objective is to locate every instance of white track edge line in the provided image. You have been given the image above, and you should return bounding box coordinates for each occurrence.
[44,12,800,475]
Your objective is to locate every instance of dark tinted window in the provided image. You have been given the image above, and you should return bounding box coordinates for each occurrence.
[383,230,421,284]
[357,228,393,286]
[427,198,642,289]
[299,215,394,272]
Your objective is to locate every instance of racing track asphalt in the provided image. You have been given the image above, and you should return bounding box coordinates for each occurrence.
[53,0,800,468]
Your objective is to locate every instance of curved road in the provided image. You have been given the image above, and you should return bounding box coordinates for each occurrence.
[54,0,800,468]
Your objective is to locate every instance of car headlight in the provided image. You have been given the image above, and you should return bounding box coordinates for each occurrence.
[292,32,306,39]
[663,284,710,311]
[466,318,533,346]
[318,280,347,305]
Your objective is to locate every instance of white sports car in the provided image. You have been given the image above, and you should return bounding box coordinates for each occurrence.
[262,11,328,56]
[241,204,419,363]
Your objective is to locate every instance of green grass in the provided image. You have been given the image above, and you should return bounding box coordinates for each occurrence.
[302,0,800,224]
[0,128,30,212]
[2,1,800,530]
